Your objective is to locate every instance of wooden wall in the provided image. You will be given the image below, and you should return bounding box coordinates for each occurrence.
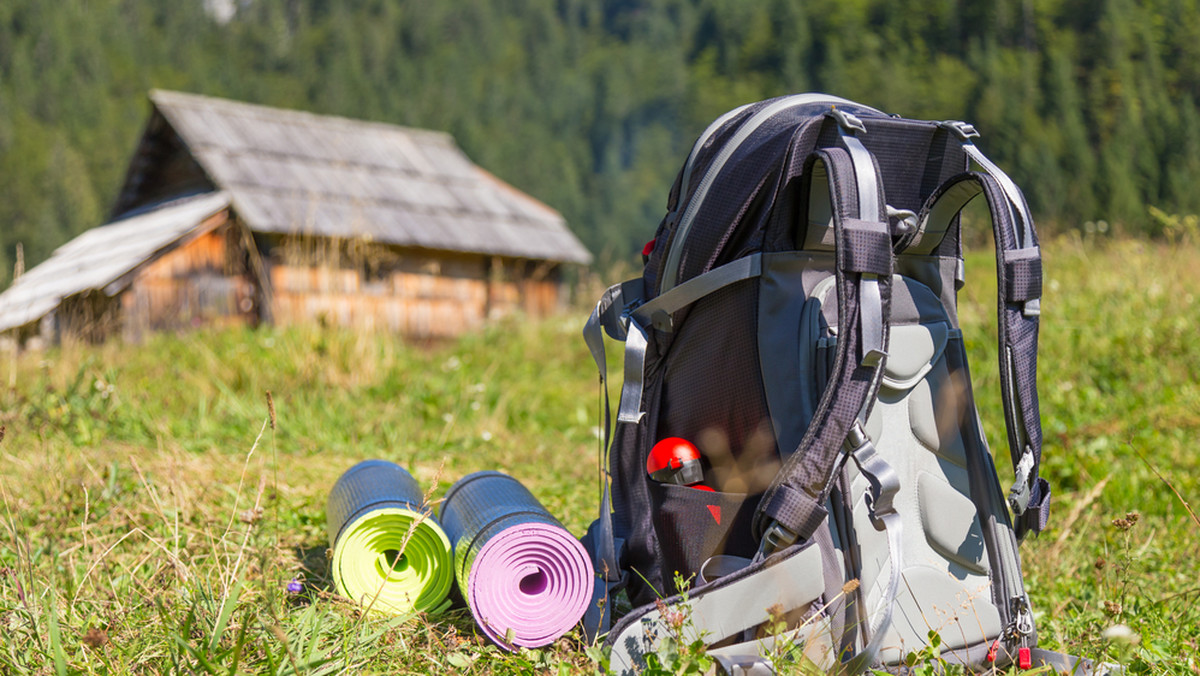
[56,220,566,344]
[264,239,563,338]
[118,211,258,342]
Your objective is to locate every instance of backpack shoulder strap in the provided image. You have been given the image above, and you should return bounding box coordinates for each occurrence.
[751,127,895,555]
[904,129,1049,539]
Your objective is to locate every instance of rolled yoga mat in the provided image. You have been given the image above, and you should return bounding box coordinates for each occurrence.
[325,460,454,615]
[439,471,594,649]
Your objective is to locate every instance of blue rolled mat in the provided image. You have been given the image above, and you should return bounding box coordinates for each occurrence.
[325,459,454,615]
[439,471,593,649]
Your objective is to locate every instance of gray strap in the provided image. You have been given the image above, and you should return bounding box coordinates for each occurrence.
[616,320,649,424]
[841,429,902,674]
[836,122,887,367]
[631,253,763,331]
[1029,648,1118,676]
[583,279,645,448]
[610,254,766,425]
[708,653,776,676]
[581,279,644,640]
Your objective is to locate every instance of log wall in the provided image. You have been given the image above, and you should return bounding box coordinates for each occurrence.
[265,242,563,338]
[119,211,258,341]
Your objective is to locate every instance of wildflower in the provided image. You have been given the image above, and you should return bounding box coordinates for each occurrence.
[1112,511,1140,531]
[287,578,303,594]
[654,598,686,631]
[1101,624,1140,644]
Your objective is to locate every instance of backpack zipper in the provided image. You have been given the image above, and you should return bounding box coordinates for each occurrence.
[996,524,1035,653]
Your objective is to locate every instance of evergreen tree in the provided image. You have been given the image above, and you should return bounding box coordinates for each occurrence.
[2,0,1199,282]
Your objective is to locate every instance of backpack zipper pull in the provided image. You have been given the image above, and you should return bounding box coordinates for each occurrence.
[1013,596,1035,637]
[1002,596,1036,668]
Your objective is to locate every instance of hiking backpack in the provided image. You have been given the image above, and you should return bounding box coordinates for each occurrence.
[580,94,1092,674]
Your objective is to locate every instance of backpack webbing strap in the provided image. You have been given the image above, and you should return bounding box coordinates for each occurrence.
[583,278,645,458]
[1029,648,1118,675]
[581,278,645,639]
[752,142,893,551]
[614,253,768,425]
[632,253,764,331]
[835,112,889,366]
[840,429,903,673]
[909,169,1049,539]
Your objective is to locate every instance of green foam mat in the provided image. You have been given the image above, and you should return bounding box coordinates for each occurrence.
[325,460,453,614]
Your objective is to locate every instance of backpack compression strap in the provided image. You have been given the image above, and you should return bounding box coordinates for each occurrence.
[751,138,895,555]
[906,157,1050,540]
[581,278,645,640]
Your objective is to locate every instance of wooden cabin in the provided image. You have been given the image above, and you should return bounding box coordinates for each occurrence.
[0,91,591,345]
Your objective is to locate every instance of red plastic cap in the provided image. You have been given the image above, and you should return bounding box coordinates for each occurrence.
[1019,647,1032,669]
[647,437,701,475]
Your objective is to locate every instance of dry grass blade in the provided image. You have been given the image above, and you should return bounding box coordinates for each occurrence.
[1134,446,1200,530]
[1048,475,1112,558]
[356,458,447,621]
[70,527,188,611]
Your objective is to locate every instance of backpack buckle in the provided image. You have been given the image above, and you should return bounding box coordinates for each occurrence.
[939,120,980,141]
[1007,447,1036,514]
[758,520,799,557]
[829,107,867,134]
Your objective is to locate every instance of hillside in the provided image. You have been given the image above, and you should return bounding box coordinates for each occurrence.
[5,0,1200,285]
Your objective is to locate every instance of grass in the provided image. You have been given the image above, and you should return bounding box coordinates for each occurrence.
[0,235,1198,673]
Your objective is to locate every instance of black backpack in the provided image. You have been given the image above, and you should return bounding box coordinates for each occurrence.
[581,94,1096,673]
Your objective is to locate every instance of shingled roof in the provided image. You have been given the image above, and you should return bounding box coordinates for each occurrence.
[0,192,233,334]
[114,90,591,265]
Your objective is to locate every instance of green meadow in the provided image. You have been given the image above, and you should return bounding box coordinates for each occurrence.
[0,236,1197,674]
